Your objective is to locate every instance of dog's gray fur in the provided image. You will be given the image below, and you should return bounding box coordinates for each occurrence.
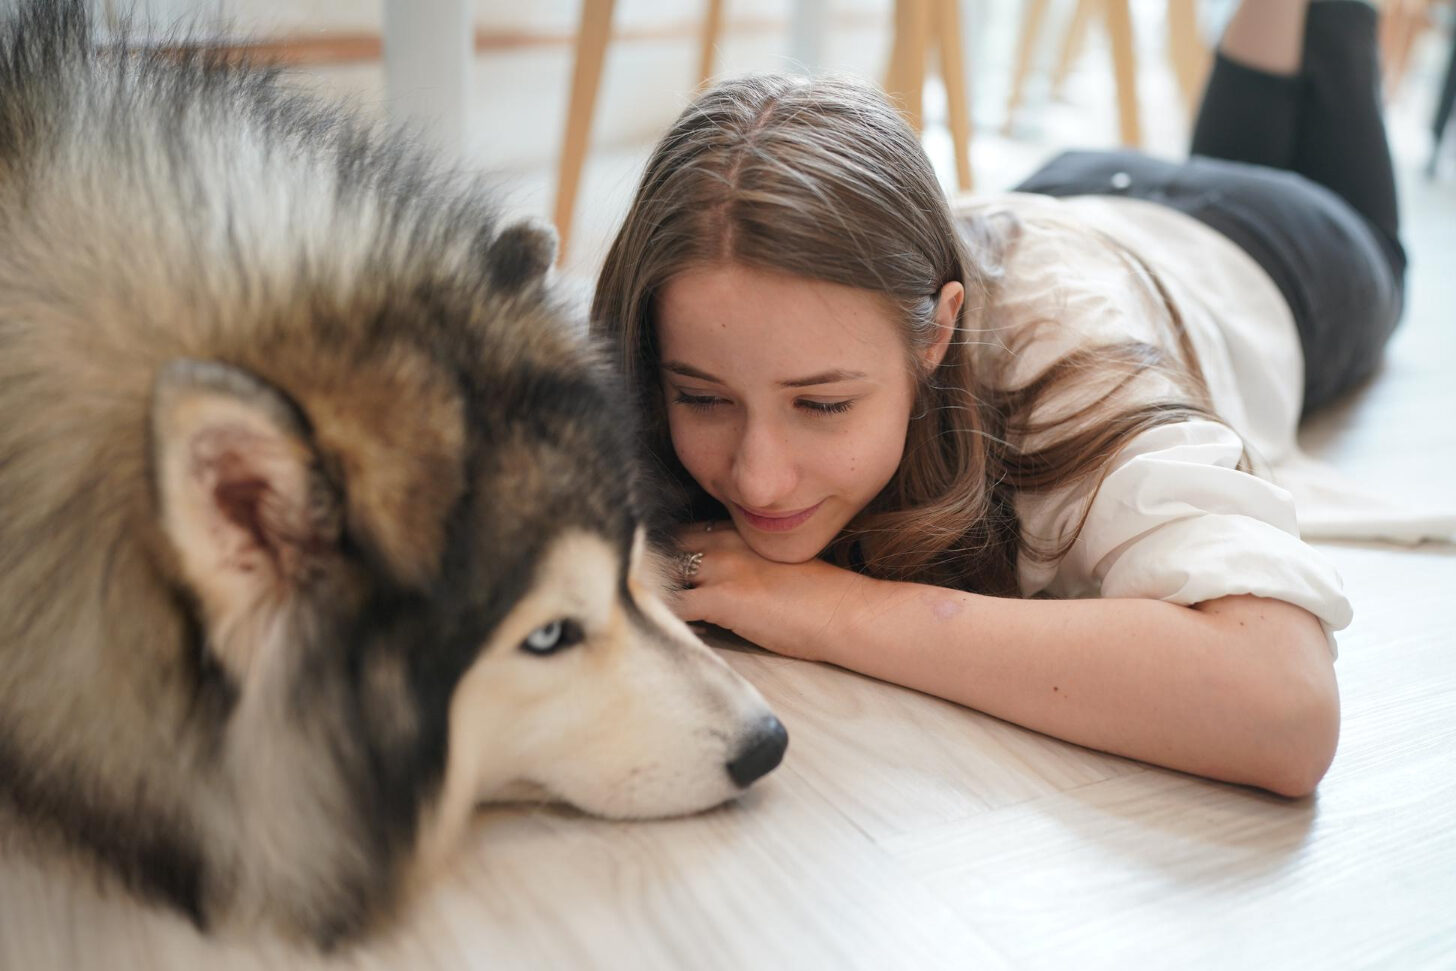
[0,0,784,946]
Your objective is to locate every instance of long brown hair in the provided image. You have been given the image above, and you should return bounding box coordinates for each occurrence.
[592,74,1234,597]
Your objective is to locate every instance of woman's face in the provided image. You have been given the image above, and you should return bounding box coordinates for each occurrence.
[655,263,959,564]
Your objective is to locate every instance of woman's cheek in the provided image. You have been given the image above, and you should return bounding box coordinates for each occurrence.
[669,414,722,485]
[847,406,908,479]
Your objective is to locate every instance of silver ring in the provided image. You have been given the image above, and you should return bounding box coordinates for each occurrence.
[679,550,704,582]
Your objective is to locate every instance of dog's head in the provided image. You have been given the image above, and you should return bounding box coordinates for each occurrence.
[144,219,785,936]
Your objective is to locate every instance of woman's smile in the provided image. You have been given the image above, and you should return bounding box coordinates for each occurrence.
[733,500,824,533]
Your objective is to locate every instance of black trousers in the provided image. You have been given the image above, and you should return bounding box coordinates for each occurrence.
[1013,0,1405,416]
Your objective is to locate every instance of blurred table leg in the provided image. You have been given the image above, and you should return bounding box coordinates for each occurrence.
[1051,0,1096,99]
[697,0,726,87]
[934,0,974,191]
[1167,0,1208,117]
[553,0,616,263]
[1103,0,1141,147]
[886,0,932,130]
[1005,0,1051,133]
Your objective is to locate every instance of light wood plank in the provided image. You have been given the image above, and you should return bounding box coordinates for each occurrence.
[0,759,1015,969]
[887,754,1456,969]
[717,644,1144,841]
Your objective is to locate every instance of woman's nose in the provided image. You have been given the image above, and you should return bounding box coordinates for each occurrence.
[730,419,798,509]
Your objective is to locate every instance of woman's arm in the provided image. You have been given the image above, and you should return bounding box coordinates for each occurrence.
[826,579,1339,798]
[673,528,1339,798]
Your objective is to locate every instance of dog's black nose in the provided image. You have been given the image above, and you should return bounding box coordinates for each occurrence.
[727,715,789,788]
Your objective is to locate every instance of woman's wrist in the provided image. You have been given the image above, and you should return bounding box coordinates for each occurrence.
[777,561,865,665]
[816,573,964,669]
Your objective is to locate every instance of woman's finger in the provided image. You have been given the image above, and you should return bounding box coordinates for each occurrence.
[672,521,742,553]
[673,549,705,587]
[674,546,740,589]
[671,586,718,625]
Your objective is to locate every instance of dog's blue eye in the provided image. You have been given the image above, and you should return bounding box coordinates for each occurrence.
[521,619,584,655]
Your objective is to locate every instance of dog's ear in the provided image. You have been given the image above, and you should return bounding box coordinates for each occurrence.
[484,218,557,294]
[151,359,342,679]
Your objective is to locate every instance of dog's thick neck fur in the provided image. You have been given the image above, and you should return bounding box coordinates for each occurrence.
[0,0,640,944]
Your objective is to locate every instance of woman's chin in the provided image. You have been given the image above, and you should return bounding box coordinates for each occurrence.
[739,530,832,565]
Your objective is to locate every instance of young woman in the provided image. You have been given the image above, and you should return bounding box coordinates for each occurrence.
[591,0,1405,797]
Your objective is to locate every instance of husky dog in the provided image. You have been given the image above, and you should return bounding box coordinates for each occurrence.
[0,0,786,946]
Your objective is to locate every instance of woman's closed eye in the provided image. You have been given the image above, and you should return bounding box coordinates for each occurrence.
[797,398,855,415]
[671,391,856,417]
[672,391,728,411]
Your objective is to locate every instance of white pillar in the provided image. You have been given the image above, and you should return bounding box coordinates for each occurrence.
[789,0,826,75]
[383,0,472,158]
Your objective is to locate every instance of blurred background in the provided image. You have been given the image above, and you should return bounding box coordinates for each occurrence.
[87,0,1455,283]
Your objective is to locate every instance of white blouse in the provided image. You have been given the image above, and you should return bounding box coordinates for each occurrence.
[957,193,1363,646]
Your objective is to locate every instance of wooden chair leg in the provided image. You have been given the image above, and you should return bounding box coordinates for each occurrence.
[1004,0,1051,133]
[1051,0,1098,99]
[886,0,932,131]
[1166,0,1208,117]
[697,0,726,89]
[1102,0,1141,147]
[553,0,616,265]
[885,0,911,119]
[933,0,974,191]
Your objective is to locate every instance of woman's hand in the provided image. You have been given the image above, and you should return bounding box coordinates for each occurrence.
[671,522,866,661]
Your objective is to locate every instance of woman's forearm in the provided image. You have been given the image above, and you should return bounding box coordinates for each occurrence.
[824,579,1339,797]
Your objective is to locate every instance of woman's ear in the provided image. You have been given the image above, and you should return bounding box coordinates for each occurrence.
[920,280,963,371]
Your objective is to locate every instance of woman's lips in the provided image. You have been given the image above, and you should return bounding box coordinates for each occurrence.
[733,501,823,533]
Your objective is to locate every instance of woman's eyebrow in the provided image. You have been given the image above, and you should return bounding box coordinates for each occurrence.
[780,369,868,388]
[661,361,868,388]
[661,361,723,383]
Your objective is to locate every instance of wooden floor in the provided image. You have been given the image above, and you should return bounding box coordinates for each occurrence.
[4,16,1455,971]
